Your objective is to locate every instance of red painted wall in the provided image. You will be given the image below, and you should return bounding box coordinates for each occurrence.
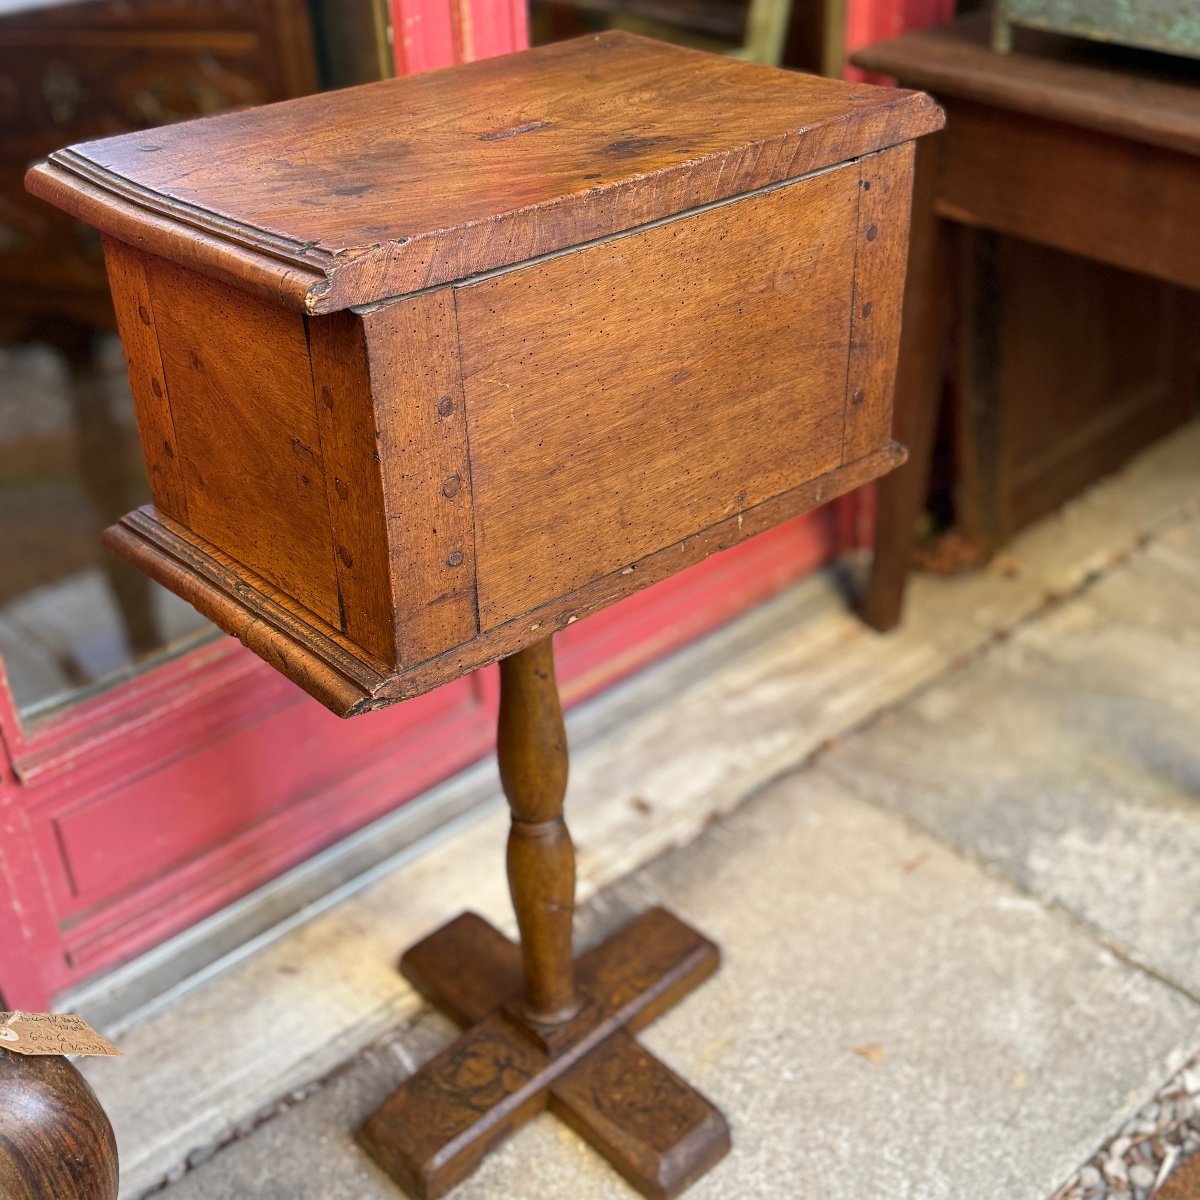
[845,0,955,74]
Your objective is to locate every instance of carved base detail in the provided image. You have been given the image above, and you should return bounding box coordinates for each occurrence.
[359,907,730,1199]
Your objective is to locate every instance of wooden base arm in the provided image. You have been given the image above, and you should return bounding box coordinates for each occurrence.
[360,908,729,1200]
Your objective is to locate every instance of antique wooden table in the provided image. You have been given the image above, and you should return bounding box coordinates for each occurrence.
[28,34,941,1198]
[859,13,1200,632]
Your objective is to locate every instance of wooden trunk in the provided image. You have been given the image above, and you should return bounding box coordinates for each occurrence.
[27,33,942,717]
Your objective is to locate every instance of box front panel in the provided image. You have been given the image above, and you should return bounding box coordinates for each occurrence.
[456,164,861,631]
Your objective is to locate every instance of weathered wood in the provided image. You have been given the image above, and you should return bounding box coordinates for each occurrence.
[992,0,1200,62]
[364,640,728,1196]
[401,912,523,1026]
[142,253,343,628]
[29,33,940,713]
[853,12,1200,158]
[363,293,479,665]
[367,899,727,1200]
[0,0,317,340]
[861,135,954,633]
[102,236,190,524]
[857,12,1200,630]
[936,99,1200,294]
[26,46,941,1198]
[26,32,942,314]
[307,310,397,663]
[552,1031,729,1200]
[102,507,389,715]
[0,1052,119,1200]
[843,142,917,464]
[360,1010,549,1198]
[954,230,1194,549]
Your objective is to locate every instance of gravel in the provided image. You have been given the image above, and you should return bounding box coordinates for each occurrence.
[1053,1052,1200,1200]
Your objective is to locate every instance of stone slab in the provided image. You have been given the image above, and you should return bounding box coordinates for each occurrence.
[155,771,1200,1200]
[825,508,1200,998]
[81,418,1200,1199]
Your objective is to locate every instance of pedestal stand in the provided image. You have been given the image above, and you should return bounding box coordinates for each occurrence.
[359,637,730,1199]
[26,34,943,1200]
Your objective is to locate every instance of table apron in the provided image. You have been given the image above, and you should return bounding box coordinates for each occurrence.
[933,99,1200,293]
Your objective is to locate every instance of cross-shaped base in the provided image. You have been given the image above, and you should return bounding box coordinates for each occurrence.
[359,906,730,1200]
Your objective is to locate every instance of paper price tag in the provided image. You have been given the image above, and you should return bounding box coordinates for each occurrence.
[0,1012,121,1057]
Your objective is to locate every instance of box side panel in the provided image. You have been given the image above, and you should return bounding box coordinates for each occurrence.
[363,292,479,665]
[456,165,860,632]
[843,142,916,462]
[307,311,397,665]
[142,254,342,629]
[102,237,190,523]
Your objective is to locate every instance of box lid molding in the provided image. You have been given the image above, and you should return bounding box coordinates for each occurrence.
[26,32,942,314]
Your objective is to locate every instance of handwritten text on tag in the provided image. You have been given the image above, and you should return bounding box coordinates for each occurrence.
[0,1012,121,1057]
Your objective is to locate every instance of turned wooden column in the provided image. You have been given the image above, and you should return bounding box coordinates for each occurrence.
[499,638,580,1025]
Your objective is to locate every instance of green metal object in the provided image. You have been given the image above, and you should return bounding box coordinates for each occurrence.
[992,0,1200,60]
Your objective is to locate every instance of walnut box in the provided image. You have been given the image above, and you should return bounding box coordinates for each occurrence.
[27,33,942,716]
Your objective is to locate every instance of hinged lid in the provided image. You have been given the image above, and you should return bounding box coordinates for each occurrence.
[27,32,941,314]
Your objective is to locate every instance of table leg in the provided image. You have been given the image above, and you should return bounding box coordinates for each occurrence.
[861,133,955,632]
[48,320,163,659]
[360,637,730,1199]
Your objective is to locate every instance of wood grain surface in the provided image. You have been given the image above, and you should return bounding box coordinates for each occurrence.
[498,639,578,1025]
[103,235,190,523]
[362,293,479,666]
[842,143,916,463]
[458,164,860,629]
[29,32,941,312]
[857,11,1199,632]
[307,309,397,663]
[0,1052,118,1200]
[90,141,920,708]
[103,444,904,715]
[42,37,942,714]
[860,135,953,633]
[367,902,727,1199]
[937,99,1200,293]
[142,253,342,627]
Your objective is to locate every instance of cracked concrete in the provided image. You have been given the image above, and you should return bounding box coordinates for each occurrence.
[823,507,1200,999]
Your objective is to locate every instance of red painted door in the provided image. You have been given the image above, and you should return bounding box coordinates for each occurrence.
[845,0,955,72]
[0,0,926,1011]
